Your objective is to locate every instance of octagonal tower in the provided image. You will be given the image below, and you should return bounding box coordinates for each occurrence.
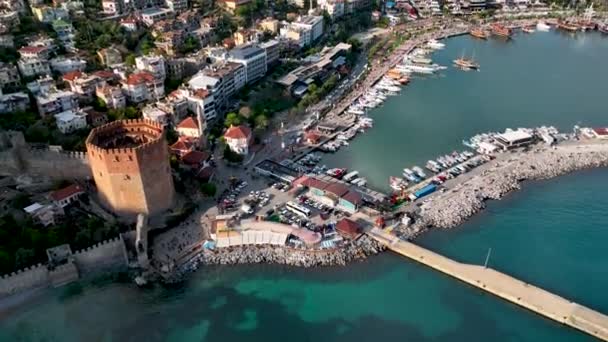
[85,119,174,216]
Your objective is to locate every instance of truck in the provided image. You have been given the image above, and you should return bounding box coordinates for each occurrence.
[414,184,437,199]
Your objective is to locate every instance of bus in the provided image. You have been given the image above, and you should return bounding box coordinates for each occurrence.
[285,201,311,218]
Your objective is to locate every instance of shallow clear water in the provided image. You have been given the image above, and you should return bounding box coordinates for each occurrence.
[1,30,607,342]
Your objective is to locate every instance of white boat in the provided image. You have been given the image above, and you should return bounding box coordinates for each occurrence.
[354,178,367,187]
[410,56,432,65]
[536,21,551,31]
[347,107,365,115]
[402,64,435,75]
[427,39,445,50]
[412,166,427,178]
[343,171,359,182]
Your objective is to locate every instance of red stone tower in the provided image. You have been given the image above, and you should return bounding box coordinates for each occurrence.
[85,119,174,216]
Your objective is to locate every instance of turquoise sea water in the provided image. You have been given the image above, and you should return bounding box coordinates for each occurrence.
[322,30,608,192]
[1,31,608,341]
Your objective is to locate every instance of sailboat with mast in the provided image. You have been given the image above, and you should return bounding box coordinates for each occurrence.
[453,50,479,70]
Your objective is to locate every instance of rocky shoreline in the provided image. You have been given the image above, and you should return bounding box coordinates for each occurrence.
[414,143,608,230]
[162,235,386,282]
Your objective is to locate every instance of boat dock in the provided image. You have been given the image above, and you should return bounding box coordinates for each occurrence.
[367,228,608,341]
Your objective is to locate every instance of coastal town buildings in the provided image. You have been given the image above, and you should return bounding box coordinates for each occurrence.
[54,109,88,134]
[97,47,123,67]
[34,89,79,117]
[141,7,175,26]
[259,39,281,66]
[220,0,252,13]
[31,5,69,23]
[224,124,252,155]
[121,71,165,103]
[63,71,104,102]
[0,91,29,113]
[0,62,20,90]
[228,44,267,84]
[176,116,202,139]
[318,0,345,18]
[259,17,280,34]
[50,57,87,74]
[102,0,123,16]
[49,184,84,208]
[280,16,324,47]
[135,55,166,82]
[96,85,126,109]
[142,104,171,126]
[18,57,51,78]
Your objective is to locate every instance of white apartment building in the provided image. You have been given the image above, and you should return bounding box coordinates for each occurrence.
[135,54,166,81]
[142,104,171,126]
[140,7,174,26]
[121,71,164,103]
[18,57,51,78]
[96,85,125,109]
[50,57,86,74]
[228,44,267,84]
[0,62,20,90]
[35,89,79,116]
[54,109,88,133]
[318,0,344,18]
[166,0,187,12]
[0,91,29,113]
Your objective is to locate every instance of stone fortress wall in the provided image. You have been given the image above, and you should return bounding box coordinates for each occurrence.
[0,236,128,299]
[0,131,92,180]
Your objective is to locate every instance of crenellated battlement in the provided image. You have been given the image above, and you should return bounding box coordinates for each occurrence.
[73,237,122,255]
[1,263,46,280]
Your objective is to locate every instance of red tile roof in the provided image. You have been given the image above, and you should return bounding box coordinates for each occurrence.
[336,218,360,239]
[224,125,251,140]
[182,150,210,165]
[341,190,362,205]
[170,137,195,152]
[19,46,46,54]
[324,182,349,197]
[304,177,330,190]
[50,184,84,202]
[125,71,155,86]
[62,70,83,82]
[593,127,608,136]
[305,131,321,143]
[196,166,214,181]
[177,117,198,130]
[93,70,116,80]
[192,89,210,99]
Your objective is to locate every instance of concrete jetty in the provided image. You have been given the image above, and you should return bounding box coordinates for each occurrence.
[368,228,608,341]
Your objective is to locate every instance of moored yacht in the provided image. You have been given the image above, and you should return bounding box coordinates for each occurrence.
[536,21,551,31]
[426,39,445,50]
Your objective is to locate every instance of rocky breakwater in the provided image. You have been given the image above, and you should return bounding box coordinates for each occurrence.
[179,235,385,273]
[418,143,608,229]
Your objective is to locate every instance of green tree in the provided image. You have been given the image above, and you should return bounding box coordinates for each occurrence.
[224,112,243,127]
[14,248,35,269]
[200,182,217,197]
[254,114,269,130]
[125,54,136,66]
[223,145,244,163]
[0,47,19,63]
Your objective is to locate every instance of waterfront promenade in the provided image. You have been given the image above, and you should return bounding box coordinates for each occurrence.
[368,228,608,341]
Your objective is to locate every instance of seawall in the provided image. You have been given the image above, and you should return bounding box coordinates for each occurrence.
[369,228,608,341]
[415,141,608,230]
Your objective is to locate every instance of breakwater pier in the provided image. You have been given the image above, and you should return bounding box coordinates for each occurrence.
[368,228,608,341]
